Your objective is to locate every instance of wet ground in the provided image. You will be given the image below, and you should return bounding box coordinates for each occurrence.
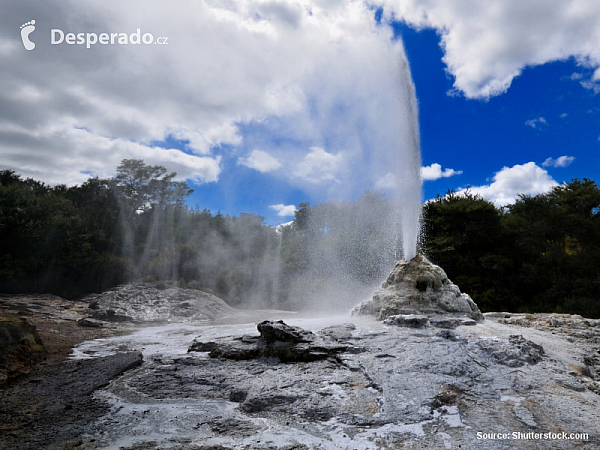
[65,316,600,449]
[1,293,599,450]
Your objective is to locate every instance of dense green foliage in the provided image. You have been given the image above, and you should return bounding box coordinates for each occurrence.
[422,179,600,318]
[0,161,280,305]
[1,160,598,317]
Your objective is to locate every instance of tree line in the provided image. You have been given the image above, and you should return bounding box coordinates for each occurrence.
[1,160,598,317]
[0,160,281,305]
[422,179,600,318]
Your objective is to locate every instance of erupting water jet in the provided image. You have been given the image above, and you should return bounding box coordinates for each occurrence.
[394,54,423,261]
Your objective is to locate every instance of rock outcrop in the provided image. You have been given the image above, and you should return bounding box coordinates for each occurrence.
[86,316,600,449]
[190,320,353,362]
[0,316,45,385]
[353,254,484,323]
[81,282,241,323]
[0,350,143,449]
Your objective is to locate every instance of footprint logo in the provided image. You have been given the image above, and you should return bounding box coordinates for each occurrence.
[20,20,36,50]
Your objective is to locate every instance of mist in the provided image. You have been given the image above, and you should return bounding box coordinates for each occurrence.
[119,190,414,313]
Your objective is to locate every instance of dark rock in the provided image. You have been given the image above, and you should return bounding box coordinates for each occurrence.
[383,314,429,328]
[582,355,599,379]
[229,389,248,402]
[188,341,219,352]
[437,329,458,340]
[0,350,142,449]
[0,316,44,348]
[432,386,460,408]
[257,320,314,344]
[208,417,257,436]
[209,343,260,360]
[240,393,301,413]
[59,351,144,396]
[77,318,104,328]
[0,316,45,384]
[201,320,349,363]
[88,301,100,310]
[90,309,134,323]
[508,335,545,364]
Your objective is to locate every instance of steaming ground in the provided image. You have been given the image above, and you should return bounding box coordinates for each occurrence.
[3,290,599,449]
[67,313,599,450]
[82,280,381,322]
[70,314,366,361]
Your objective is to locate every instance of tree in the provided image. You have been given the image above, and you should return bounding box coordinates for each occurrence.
[504,179,600,316]
[114,159,193,213]
[422,190,512,311]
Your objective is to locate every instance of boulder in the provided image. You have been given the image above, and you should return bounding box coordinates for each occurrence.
[77,318,104,328]
[0,316,46,384]
[383,314,429,328]
[352,254,484,322]
[317,323,356,340]
[190,320,349,363]
[257,320,314,344]
[81,282,240,323]
[90,309,134,323]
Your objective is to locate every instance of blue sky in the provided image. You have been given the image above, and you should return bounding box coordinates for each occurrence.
[189,19,600,224]
[399,24,600,206]
[2,1,599,226]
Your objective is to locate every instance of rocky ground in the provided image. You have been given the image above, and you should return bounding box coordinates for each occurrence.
[0,284,297,450]
[81,282,244,324]
[1,282,599,449]
[0,293,140,449]
[71,313,598,450]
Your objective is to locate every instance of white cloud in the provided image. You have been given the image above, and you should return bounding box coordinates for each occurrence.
[462,162,558,207]
[293,147,343,184]
[421,163,462,181]
[374,172,397,190]
[525,117,547,129]
[238,149,282,173]
[269,203,297,217]
[580,78,600,94]
[542,155,575,168]
[0,121,221,186]
[380,0,600,98]
[573,69,600,93]
[0,0,421,203]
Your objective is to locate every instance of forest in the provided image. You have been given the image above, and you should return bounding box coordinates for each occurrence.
[1,159,599,318]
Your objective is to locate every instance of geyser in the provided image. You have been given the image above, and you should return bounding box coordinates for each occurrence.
[394,54,423,261]
[280,41,424,312]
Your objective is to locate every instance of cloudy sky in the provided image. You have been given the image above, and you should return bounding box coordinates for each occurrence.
[2,0,599,224]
